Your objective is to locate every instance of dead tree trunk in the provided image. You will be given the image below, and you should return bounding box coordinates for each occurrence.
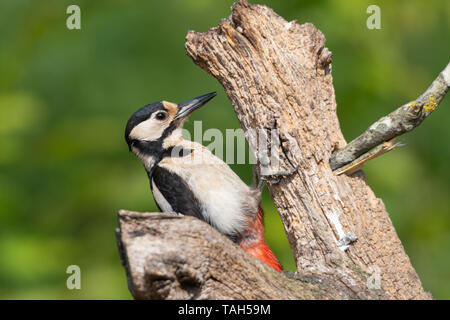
[117,0,448,299]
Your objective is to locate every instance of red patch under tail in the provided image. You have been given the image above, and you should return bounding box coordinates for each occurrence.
[238,206,282,272]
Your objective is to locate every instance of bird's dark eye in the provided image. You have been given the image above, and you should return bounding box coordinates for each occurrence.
[155,112,167,121]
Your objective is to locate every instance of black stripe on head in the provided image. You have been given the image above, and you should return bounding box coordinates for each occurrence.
[125,101,187,160]
[130,119,180,158]
[162,146,194,159]
[124,102,166,148]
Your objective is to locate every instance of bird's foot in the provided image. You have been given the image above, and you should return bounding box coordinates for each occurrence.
[253,165,299,191]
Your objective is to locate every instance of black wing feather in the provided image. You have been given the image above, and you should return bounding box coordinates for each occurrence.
[151,165,204,221]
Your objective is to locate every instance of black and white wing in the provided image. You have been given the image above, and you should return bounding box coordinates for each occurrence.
[150,165,204,221]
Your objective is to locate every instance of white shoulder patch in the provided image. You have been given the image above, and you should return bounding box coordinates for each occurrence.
[152,179,174,213]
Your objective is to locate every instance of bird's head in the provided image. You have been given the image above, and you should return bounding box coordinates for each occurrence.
[125,92,216,158]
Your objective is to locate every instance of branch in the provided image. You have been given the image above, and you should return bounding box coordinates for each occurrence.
[330,62,450,171]
[118,0,435,299]
[184,0,431,299]
[116,210,385,299]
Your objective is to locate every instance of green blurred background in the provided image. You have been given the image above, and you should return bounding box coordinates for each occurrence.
[0,0,448,299]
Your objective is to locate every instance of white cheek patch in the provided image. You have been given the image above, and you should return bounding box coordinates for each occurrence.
[129,117,168,141]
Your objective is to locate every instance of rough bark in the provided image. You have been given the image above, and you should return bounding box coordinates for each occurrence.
[116,210,384,299]
[117,0,438,299]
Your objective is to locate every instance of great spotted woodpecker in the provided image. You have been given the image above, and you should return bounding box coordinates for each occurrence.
[124,92,282,272]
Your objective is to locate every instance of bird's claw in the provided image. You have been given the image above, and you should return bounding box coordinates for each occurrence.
[254,165,299,190]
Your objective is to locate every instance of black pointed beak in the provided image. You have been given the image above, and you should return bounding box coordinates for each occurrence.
[174,92,216,120]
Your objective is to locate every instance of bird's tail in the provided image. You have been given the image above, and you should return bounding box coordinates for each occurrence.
[238,206,283,272]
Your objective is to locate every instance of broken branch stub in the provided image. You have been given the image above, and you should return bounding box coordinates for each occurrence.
[116,210,386,299]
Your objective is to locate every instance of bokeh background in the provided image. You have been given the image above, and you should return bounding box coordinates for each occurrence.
[0,0,448,299]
